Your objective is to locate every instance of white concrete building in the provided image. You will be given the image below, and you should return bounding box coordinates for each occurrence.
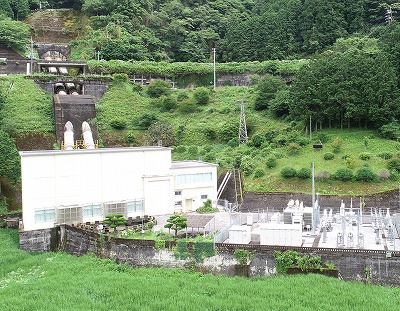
[19,147,218,231]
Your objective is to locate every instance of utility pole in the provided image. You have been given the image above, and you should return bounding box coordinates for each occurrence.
[238,100,248,145]
[311,161,316,235]
[30,37,34,74]
[212,48,216,90]
[309,115,312,141]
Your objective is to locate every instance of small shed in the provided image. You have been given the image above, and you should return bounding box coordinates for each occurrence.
[185,214,216,235]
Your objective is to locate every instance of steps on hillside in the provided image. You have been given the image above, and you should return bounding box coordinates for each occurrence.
[27,9,85,44]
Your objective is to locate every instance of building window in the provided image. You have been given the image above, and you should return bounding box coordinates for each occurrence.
[57,206,82,224]
[175,191,182,196]
[201,195,208,200]
[127,199,144,213]
[104,202,127,216]
[35,208,56,223]
[175,201,182,206]
[176,172,212,185]
[83,204,102,218]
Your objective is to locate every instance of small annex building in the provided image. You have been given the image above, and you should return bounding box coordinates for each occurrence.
[19,146,218,231]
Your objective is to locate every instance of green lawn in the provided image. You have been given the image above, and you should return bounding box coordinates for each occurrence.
[1,229,399,310]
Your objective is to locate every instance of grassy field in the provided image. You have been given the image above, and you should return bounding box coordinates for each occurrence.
[1,228,399,310]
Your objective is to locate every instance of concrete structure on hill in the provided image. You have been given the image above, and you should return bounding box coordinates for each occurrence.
[19,146,218,231]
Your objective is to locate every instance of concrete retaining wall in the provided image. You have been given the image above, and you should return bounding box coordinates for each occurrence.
[19,225,400,285]
[241,190,400,213]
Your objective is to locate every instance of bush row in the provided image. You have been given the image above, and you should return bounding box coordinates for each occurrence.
[88,59,306,76]
[281,166,394,182]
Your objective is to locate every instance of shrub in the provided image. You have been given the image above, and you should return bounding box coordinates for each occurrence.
[234,249,255,266]
[110,118,127,130]
[253,168,265,179]
[174,145,187,153]
[281,167,297,178]
[295,136,309,146]
[240,155,255,176]
[377,152,393,160]
[177,92,189,101]
[160,95,177,111]
[297,167,311,179]
[378,121,400,140]
[204,127,217,140]
[146,121,175,146]
[217,122,238,143]
[196,199,218,213]
[316,133,329,143]
[377,169,391,180]
[334,168,353,181]
[249,133,265,148]
[137,113,158,128]
[287,142,301,156]
[355,167,376,182]
[345,156,356,169]
[125,132,136,144]
[387,157,400,172]
[359,152,371,161]
[315,171,331,181]
[324,152,334,160]
[331,137,343,153]
[193,87,210,105]
[203,152,215,162]
[178,99,197,113]
[147,80,171,98]
[266,157,277,168]
[112,73,129,84]
[187,145,198,157]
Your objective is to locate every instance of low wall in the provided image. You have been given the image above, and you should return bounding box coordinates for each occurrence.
[20,225,400,285]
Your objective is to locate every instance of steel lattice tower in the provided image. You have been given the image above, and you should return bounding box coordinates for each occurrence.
[238,100,248,145]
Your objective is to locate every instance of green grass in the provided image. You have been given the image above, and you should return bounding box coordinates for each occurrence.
[0,76,53,133]
[245,129,400,194]
[1,228,399,310]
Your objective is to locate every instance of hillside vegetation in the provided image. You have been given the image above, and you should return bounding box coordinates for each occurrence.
[2,2,400,198]
[1,228,399,310]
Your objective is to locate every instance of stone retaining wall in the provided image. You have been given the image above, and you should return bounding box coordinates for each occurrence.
[20,225,400,285]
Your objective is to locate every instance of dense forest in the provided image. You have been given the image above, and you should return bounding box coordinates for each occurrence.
[2,0,400,62]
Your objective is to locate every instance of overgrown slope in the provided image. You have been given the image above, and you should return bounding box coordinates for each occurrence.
[96,79,400,195]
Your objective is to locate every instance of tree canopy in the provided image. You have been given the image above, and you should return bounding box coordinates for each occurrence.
[0,14,29,52]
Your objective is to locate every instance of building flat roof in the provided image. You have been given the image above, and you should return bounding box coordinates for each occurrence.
[19,146,171,157]
[171,160,218,169]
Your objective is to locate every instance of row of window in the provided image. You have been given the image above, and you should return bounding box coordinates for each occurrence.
[35,199,144,224]
[174,195,208,207]
[176,172,212,185]
[175,191,208,200]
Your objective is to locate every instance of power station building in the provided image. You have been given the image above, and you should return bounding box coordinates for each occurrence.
[19,147,218,231]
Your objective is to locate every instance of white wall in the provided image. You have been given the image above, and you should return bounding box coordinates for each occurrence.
[20,149,219,231]
[20,147,172,231]
[171,162,218,212]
